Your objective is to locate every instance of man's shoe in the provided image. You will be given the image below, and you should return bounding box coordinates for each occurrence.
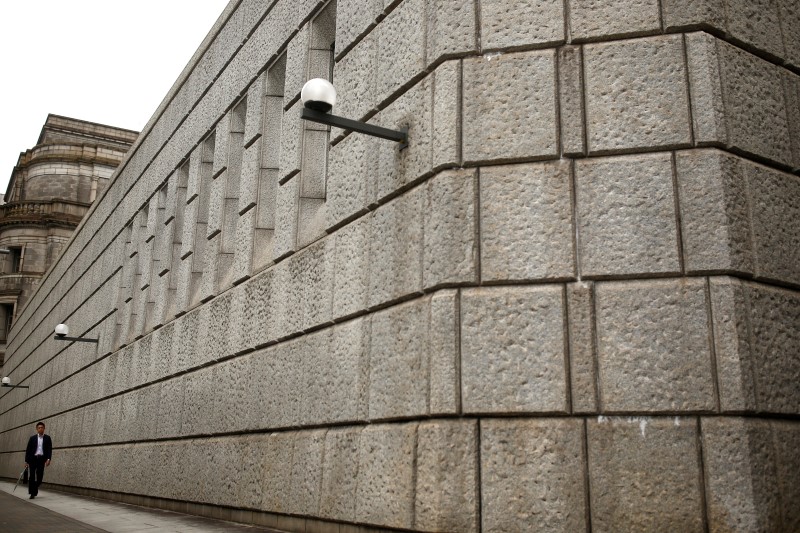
[29,495,34,499]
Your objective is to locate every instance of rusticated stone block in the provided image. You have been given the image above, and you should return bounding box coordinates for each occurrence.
[744,283,800,414]
[480,160,575,282]
[296,196,326,250]
[567,281,598,413]
[284,25,309,107]
[570,0,660,41]
[157,376,185,439]
[320,427,362,521]
[376,0,425,100]
[287,429,326,516]
[702,417,782,532]
[152,321,175,379]
[332,216,370,320]
[558,45,586,156]
[175,310,202,373]
[479,0,564,51]
[584,35,691,153]
[198,234,220,302]
[431,60,460,170]
[279,102,303,183]
[181,366,216,436]
[676,149,753,274]
[463,50,558,164]
[180,200,198,259]
[595,278,715,412]
[726,0,785,59]
[416,420,479,533]
[772,420,800,530]
[461,286,568,413]
[213,356,250,435]
[423,169,477,289]
[355,423,417,530]
[326,129,378,231]
[686,33,796,168]
[174,256,192,312]
[238,435,268,510]
[373,73,433,203]
[334,0,382,56]
[588,416,704,532]
[212,113,231,179]
[429,290,460,415]
[717,40,795,168]
[272,173,299,261]
[261,93,283,170]
[300,129,329,200]
[368,188,423,307]
[661,0,726,32]
[210,437,247,507]
[238,142,260,215]
[426,0,476,63]
[321,318,370,423]
[244,73,265,148]
[272,258,303,341]
[137,384,161,441]
[784,73,800,172]
[368,298,430,420]
[576,153,680,277]
[333,32,378,124]
[300,238,335,330]
[708,277,757,412]
[232,207,254,284]
[685,32,728,145]
[779,0,800,67]
[481,418,586,532]
[710,278,800,415]
[748,162,800,284]
[206,171,226,239]
[261,432,297,514]
[289,338,316,427]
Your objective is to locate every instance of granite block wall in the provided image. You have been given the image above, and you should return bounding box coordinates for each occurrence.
[1,0,798,531]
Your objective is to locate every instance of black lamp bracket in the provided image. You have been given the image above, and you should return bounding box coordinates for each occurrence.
[53,335,99,344]
[301,108,408,149]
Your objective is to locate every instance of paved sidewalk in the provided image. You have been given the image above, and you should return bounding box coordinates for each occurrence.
[0,481,283,533]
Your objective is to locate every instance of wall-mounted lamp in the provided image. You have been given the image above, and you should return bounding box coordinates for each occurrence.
[300,79,408,148]
[1,376,28,389]
[53,323,98,344]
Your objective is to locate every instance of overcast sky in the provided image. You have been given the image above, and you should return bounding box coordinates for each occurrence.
[0,0,231,194]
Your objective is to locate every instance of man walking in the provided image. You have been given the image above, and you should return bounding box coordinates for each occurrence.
[24,421,52,499]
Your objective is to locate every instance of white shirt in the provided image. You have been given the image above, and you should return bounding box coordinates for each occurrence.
[36,435,44,456]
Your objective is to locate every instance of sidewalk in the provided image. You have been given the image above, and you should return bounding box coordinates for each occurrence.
[0,481,283,532]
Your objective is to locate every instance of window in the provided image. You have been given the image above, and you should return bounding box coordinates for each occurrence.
[0,303,14,342]
[8,247,21,273]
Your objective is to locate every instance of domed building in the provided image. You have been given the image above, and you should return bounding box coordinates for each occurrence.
[0,115,136,364]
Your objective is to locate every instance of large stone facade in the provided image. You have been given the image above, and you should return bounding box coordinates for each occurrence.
[0,115,136,366]
[1,1,798,531]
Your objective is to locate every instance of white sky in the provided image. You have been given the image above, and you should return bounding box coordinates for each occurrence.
[0,0,231,194]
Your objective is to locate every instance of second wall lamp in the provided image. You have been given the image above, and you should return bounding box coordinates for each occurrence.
[1,377,29,389]
[54,323,98,344]
[300,79,408,148]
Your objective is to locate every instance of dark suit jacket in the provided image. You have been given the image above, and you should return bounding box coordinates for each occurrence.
[25,434,52,464]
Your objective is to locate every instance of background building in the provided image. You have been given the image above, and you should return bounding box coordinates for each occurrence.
[0,115,136,366]
[1,1,798,532]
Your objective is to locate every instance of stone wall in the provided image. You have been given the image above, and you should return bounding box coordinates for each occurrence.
[1,0,798,531]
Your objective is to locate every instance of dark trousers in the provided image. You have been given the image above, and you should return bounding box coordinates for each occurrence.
[28,456,46,496]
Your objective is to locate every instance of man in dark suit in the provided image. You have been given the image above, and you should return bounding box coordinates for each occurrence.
[24,421,52,499]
